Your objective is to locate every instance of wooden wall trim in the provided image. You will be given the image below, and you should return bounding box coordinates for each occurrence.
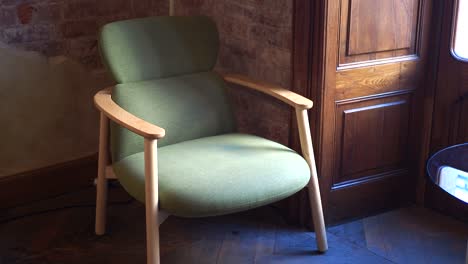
[0,155,97,209]
[290,0,335,228]
[335,89,415,105]
[336,55,419,71]
[291,0,313,152]
[415,0,444,203]
[291,0,326,174]
[331,169,409,190]
[288,0,317,229]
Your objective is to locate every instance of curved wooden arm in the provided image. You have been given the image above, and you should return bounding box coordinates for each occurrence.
[222,73,313,110]
[94,87,166,139]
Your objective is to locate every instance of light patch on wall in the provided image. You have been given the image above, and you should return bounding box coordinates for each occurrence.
[0,43,112,177]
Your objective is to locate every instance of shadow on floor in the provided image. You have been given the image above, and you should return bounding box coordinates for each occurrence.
[0,187,467,264]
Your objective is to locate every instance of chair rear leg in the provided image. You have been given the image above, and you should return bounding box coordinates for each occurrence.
[307,165,328,252]
[96,113,109,235]
[296,108,328,252]
[145,139,160,264]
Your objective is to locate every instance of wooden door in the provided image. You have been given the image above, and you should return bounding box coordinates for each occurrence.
[295,0,434,223]
[425,0,468,221]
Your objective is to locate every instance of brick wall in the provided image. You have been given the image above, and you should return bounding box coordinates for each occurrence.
[175,0,294,145]
[0,0,294,177]
[0,0,169,177]
[0,0,169,70]
[0,0,294,145]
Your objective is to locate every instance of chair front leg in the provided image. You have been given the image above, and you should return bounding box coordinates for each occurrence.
[295,108,328,253]
[144,139,160,264]
[96,113,109,235]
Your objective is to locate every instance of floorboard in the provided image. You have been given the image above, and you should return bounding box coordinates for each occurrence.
[0,186,466,264]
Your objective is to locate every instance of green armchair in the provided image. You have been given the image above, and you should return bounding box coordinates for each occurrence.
[94,16,327,264]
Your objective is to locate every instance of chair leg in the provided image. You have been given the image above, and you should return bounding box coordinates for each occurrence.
[296,108,328,252]
[96,113,109,235]
[306,165,328,252]
[145,139,160,264]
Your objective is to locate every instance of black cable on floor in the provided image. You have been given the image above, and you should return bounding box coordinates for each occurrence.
[0,198,134,225]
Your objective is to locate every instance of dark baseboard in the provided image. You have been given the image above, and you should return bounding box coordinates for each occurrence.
[0,154,98,209]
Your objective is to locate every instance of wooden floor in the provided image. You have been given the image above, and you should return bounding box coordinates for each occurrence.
[1,186,467,264]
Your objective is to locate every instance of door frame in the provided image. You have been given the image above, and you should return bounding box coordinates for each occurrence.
[290,0,328,225]
[291,0,341,223]
[424,0,468,222]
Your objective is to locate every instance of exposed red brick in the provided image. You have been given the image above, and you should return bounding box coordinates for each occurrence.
[60,20,98,38]
[219,19,250,40]
[17,40,65,56]
[0,0,169,70]
[95,0,132,17]
[259,47,291,69]
[1,0,21,7]
[3,24,56,43]
[31,3,62,24]
[66,37,100,68]
[0,7,16,26]
[133,0,169,17]
[96,14,135,29]
[17,3,35,24]
[250,25,291,50]
[63,0,98,20]
[0,0,293,116]
[174,0,293,143]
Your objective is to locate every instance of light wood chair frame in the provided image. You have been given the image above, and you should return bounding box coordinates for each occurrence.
[94,73,328,264]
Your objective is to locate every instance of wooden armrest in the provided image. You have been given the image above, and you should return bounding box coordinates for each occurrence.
[222,73,313,109]
[94,87,166,139]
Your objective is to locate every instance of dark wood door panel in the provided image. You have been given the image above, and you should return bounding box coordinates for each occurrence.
[336,61,420,100]
[432,64,468,150]
[339,0,421,66]
[348,0,417,55]
[328,170,411,223]
[447,89,468,144]
[334,94,412,186]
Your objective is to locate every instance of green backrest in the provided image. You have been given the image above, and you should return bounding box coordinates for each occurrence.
[100,16,220,83]
[99,16,235,161]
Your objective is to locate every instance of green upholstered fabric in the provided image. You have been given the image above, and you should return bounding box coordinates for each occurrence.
[99,16,219,83]
[113,134,311,218]
[110,71,235,162]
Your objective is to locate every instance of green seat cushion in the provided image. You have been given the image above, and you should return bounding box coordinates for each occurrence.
[113,133,310,217]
